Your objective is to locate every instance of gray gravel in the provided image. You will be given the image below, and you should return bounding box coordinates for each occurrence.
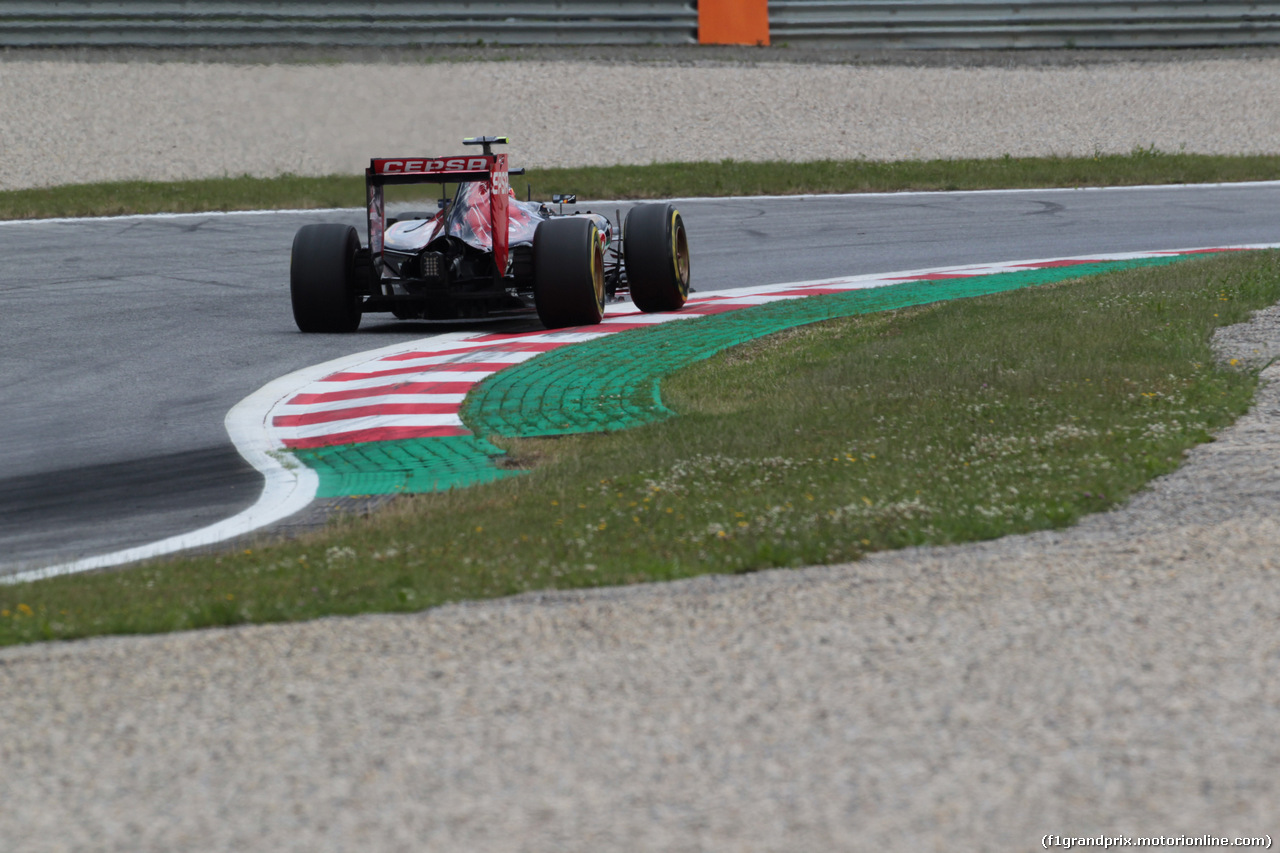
[5,57,1280,850]
[5,55,1280,189]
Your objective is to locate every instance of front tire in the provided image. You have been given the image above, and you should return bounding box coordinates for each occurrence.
[624,203,690,313]
[533,217,606,329]
[290,223,362,333]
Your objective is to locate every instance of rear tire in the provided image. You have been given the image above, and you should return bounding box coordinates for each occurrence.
[291,223,362,333]
[624,203,690,313]
[533,217,606,329]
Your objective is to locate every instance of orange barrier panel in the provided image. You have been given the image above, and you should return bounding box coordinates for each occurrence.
[698,0,770,46]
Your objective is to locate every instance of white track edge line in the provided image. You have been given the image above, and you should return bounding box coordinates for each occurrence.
[8,243,1279,584]
[3,181,1280,226]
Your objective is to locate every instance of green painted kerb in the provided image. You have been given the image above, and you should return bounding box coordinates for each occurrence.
[291,435,519,499]
[298,254,1203,496]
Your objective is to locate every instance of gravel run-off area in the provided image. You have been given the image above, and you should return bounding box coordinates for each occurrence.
[4,53,1280,850]
[3,54,1280,188]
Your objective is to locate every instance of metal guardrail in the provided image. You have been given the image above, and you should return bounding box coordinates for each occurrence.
[3,1,1280,49]
[769,1,1280,49]
[0,1,699,47]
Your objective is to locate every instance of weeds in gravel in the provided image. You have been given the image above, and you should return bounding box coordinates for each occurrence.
[2,250,1278,645]
[1,148,1278,220]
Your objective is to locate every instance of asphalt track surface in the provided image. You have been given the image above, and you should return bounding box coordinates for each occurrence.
[5,183,1280,577]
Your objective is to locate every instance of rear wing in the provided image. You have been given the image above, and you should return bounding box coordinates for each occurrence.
[365,137,518,277]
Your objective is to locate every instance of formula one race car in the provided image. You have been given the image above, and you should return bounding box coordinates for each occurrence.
[290,136,691,332]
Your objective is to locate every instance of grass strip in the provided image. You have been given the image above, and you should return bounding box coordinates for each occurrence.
[1,250,1277,645]
[2,148,1279,220]
[466,257,1195,440]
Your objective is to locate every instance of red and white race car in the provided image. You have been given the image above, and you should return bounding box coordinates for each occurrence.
[290,136,691,332]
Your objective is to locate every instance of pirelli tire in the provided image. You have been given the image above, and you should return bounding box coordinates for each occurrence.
[291,223,363,333]
[533,217,606,329]
[624,203,690,313]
